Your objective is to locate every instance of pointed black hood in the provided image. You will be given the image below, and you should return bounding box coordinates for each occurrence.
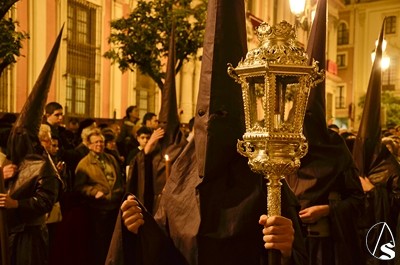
[194,0,247,177]
[352,18,386,177]
[299,0,354,180]
[303,0,328,144]
[7,25,64,164]
[158,25,180,150]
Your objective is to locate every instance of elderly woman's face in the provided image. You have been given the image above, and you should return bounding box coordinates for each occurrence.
[88,135,105,154]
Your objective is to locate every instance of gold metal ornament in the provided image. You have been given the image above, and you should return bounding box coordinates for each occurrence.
[228,21,324,217]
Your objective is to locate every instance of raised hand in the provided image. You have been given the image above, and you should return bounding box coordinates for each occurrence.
[144,128,165,154]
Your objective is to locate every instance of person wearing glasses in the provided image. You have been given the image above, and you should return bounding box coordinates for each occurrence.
[75,128,125,265]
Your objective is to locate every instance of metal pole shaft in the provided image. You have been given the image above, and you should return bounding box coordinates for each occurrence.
[267,175,282,265]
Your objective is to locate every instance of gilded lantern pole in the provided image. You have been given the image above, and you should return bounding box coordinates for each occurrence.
[228,21,324,263]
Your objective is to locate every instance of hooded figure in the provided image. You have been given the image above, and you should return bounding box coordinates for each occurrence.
[126,25,188,215]
[351,18,400,264]
[106,1,308,265]
[0,26,64,265]
[286,1,364,265]
[7,31,61,165]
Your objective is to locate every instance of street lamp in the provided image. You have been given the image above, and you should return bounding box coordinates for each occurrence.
[371,39,390,70]
[227,20,324,264]
[289,0,306,16]
[289,0,310,32]
[381,56,391,70]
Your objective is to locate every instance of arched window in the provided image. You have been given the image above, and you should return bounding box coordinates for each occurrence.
[337,22,349,45]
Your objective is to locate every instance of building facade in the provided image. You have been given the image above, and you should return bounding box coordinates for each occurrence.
[337,0,400,130]
[1,0,399,129]
[1,0,154,122]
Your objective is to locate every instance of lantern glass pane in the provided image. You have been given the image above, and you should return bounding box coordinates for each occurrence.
[247,76,265,130]
[273,75,300,131]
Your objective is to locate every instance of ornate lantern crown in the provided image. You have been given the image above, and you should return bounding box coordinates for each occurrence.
[227,21,324,218]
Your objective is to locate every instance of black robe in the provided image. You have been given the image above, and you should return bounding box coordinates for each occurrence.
[6,152,62,265]
[126,136,187,215]
[293,130,365,265]
[359,146,400,265]
[106,140,308,265]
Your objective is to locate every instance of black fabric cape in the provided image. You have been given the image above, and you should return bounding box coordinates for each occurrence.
[126,134,187,214]
[106,140,308,265]
[6,153,62,265]
[294,0,365,264]
[358,146,400,265]
[296,130,365,265]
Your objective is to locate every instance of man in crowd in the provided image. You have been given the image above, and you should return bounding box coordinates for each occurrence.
[44,102,70,150]
[117,106,140,159]
[75,128,125,265]
[125,126,152,165]
[142,112,159,130]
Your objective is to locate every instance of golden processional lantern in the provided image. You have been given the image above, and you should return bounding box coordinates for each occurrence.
[228,21,324,220]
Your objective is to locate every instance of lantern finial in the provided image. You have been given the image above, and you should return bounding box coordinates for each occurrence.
[256,21,296,43]
[239,21,309,67]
